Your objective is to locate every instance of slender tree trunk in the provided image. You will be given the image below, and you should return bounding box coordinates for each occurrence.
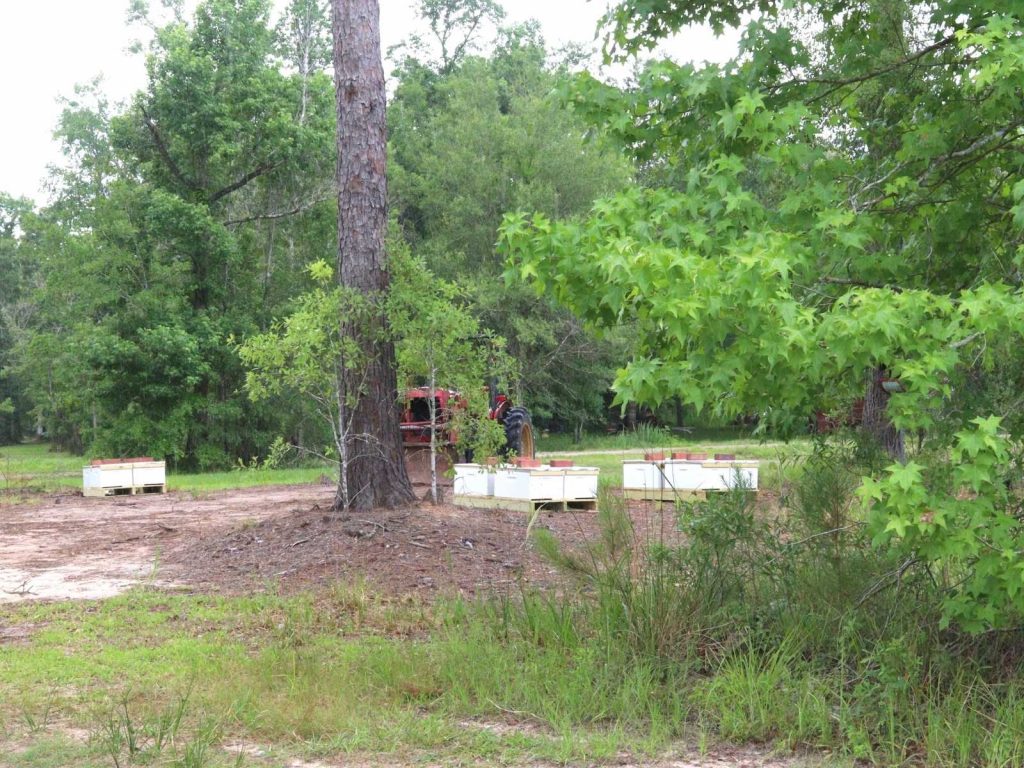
[331,0,414,511]
[429,366,439,505]
[862,366,905,462]
[334,358,351,511]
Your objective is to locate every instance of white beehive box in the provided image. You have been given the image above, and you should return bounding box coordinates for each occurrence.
[562,467,599,499]
[699,460,759,491]
[493,466,599,501]
[83,463,133,493]
[662,460,703,491]
[622,460,664,491]
[83,460,166,497]
[453,463,494,496]
[131,461,166,487]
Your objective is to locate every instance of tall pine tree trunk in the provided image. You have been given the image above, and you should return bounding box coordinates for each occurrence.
[331,0,414,511]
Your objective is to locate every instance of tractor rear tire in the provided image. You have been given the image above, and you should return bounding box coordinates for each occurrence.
[503,406,535,459]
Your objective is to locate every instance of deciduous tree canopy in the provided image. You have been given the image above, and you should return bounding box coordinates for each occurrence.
[501,2,1024,629]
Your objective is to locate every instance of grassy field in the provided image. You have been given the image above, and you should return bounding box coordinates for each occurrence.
[3,439,1024,767]
[537,424,773,452]
[5,568,1020,768]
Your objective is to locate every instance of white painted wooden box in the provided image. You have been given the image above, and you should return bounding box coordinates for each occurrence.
[131,461,166,487]
[83,460,166,496]
[622,460,664,491]
[453,463,494,496]
[699,461,759,491]
[562,468,599,499]
[493,466,599,501]
[662,460,703,491]
[83,464,133,493]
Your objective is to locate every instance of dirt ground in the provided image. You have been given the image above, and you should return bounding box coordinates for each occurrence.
[0,481,689,602]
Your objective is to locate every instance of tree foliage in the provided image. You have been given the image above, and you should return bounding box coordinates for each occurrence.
[0,195,35,444]
[241,245,510,501]
[389,245,511,473]
[9,0,334,464]
[388,21,632,430]
[501,2,1024,628]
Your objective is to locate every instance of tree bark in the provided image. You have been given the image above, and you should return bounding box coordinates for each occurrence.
[862,366,905,463]
[331,0,415,511]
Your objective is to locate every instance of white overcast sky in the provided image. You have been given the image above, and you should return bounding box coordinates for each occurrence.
[0,0,738,205]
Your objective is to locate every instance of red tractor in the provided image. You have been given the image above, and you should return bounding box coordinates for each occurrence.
[400,384,535,464]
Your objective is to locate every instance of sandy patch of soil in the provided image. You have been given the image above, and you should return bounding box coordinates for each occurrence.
[0,484,333,601]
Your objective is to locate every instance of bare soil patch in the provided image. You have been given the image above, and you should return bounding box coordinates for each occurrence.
[0,484,331,601]
[0,482,692,601]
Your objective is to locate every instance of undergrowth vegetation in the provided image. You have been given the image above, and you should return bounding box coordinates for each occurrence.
[508,441,1024,766]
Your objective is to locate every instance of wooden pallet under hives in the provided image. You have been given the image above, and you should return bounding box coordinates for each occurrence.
[83,483,167,498]
[621,487,707,506]
[453,494,597,514]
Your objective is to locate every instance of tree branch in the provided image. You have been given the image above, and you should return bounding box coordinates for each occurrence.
[950,332,983,351]
[855,124,1024,213]
[818,276,904,292]
[224,193,330,226]
[209,162,279,205]
[141,106,200,193]
[773,31,969,105]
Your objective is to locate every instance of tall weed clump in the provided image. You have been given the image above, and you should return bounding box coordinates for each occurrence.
[482,440,1024,764]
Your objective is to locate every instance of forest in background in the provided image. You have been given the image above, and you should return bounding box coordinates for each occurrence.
[0,0,632,466]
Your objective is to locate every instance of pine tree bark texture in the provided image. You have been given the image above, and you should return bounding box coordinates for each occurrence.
[331,0,415,510]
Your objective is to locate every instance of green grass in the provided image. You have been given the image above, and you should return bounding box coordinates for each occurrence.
[0,587,711,767]
[0,443,82,492]
[7,580,1021,768]
[171,466,330,492]
[536,424,797,453]
[0,443,333,496]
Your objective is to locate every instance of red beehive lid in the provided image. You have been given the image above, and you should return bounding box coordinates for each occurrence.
[514,457,542,468]
[549,459,574,468]
[90,456,155,466]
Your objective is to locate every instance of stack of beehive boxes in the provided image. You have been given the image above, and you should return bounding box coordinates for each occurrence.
[622,451,758,501]
[454,460,600,512]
